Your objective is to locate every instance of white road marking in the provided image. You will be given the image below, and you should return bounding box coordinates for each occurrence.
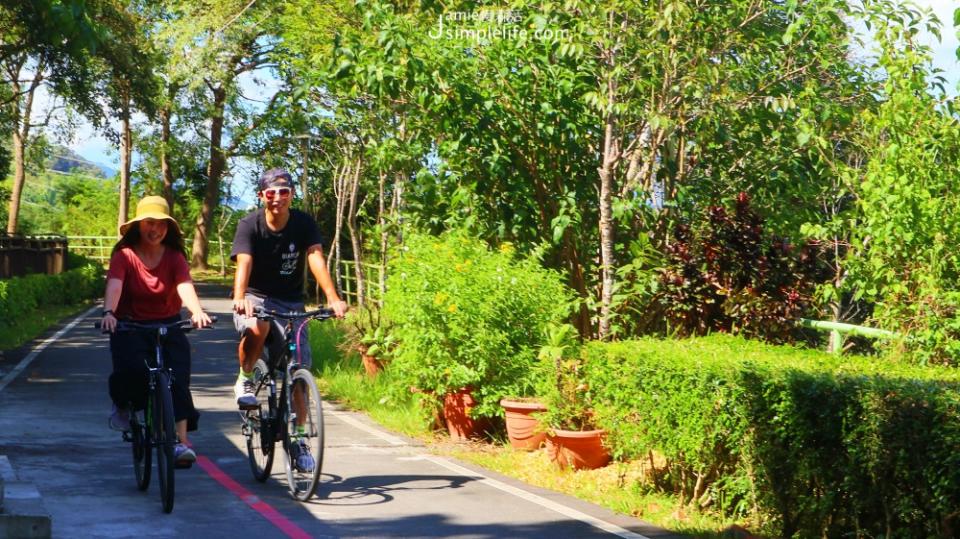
[421,454,651,539]
[331,408,651,539]
[326,409,407,446]
[0,306,99,393]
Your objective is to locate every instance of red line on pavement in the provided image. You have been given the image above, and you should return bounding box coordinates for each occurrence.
[196,455,312,539]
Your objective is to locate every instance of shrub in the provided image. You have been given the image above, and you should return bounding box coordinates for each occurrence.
[583,335,960,536]
[0,263,104,328]
[384,230,573,418]
[66,250,100,270]
[658,192,829,342]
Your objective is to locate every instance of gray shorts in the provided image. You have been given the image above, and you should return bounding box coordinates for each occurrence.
[234,294,313,369]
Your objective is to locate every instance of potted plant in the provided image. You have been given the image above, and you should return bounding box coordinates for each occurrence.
[537,323,610,470]
[340,305,395,377]
[383,231,573,441]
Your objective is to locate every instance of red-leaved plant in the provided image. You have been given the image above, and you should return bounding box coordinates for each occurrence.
[659,192,829,341]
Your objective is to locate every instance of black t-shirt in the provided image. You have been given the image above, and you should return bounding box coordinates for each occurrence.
[230,209,324,302]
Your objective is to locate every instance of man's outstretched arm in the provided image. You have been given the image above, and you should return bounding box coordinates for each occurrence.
[307,245,347,317]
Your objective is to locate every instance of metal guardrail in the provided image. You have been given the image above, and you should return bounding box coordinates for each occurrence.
[0,234,68,279]
[66,235,114,264]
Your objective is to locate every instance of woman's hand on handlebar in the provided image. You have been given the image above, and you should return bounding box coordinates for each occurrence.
[191,310,213,329]
[102,311,117,333]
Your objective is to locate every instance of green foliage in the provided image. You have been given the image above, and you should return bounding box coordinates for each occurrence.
[309,317,429,435]
[659,193,830,342]
[839,9,960,365]
[1,0,157,122]
[584,335,960,536]
[66,250,99,270]
[535,322,598,431]
[384,230,573,418]
[340,304,396,361]
[0,262,103,329]
[12,171,118,235]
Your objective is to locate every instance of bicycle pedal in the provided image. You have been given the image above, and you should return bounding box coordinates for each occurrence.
[238,403,259,411]
[175,461,194,470]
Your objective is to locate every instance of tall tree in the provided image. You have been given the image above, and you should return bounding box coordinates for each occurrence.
[158,0,286,268]
[1,0,155,234]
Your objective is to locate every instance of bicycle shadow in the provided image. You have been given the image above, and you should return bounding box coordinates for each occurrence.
[310,472,478,506]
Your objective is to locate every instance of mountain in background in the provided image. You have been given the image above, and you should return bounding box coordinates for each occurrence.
[47,145,115,178]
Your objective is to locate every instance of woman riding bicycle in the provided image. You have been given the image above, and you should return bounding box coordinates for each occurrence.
[101,195,212,466]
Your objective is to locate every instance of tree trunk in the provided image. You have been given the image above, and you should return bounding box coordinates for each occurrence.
[560,231,591,336]
[7,130,25,235]
[327,159,351,290]
[191,86,226,269]
[346,160,365,306]
[378,169,388,301]
[117,94,132,233]
[597,32,620,340]
[159,104,174,211]
[300,136,310,215]
[6,62,41,235]
[392,171,405,245]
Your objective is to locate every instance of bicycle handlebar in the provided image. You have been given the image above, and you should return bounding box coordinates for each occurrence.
[254,307,335,322]
[94,315,219,332]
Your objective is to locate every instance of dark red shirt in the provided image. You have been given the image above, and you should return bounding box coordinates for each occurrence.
[106,247,191,320]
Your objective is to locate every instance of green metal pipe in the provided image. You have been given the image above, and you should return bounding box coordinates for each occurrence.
[797,318,899,340]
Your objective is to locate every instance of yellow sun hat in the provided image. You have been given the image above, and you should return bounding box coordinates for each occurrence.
[119,196,182,236]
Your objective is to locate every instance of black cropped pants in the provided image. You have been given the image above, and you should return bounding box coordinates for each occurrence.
[108,317,200,431]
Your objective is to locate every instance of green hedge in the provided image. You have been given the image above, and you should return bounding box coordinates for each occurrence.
[0,263,104,327]
[584,335,960,537]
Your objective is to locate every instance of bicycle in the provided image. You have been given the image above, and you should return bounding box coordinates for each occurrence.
[240,306,333,501]
[97,317,215,513]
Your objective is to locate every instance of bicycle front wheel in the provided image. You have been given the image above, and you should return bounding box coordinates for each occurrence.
[131,411,151,491]
[283,368,325,501]
[245,359,275,482]
[153,372,176,513]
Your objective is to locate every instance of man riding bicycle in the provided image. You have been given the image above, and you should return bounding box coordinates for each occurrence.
[230,168,347,473]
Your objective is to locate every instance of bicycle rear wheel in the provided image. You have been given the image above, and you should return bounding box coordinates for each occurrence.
[283,368,325,501]
[245,359,276,482]
[131,411,151,491]
[153,372,176,513]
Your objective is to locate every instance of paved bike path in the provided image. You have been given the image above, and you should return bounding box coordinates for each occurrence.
[0,287,681,539]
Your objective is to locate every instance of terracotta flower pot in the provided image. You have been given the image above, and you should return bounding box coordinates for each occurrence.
[500,398,547,451]
[361,353,383,377]
[546,428,610,470]
[443,388,484,441]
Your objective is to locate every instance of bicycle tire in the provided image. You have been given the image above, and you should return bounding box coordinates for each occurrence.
[131,411,151,491]
[245,359,276,482]
[153,372,176,513]
[283,368,325,501]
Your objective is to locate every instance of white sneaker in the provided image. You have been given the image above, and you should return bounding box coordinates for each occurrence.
[234,376,257,407]
[108,404,130,431]
[174,443,197,464]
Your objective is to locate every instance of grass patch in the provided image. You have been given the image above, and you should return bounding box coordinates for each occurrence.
[307,319,745,537]
[0,302,94,351]
[309,319,427,438]
[439,446,738,538]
